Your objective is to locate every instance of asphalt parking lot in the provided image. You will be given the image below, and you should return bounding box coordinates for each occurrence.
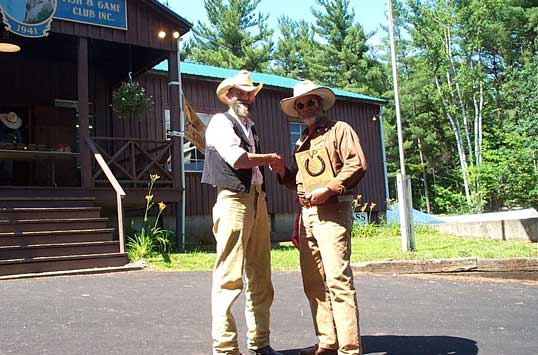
[1,270,537,355]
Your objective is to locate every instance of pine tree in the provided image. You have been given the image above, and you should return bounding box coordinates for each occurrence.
[310,0,380,94]
[272,16,320,80]
[183,0,273,72]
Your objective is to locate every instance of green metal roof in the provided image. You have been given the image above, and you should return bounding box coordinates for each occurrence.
[153,61,386,105]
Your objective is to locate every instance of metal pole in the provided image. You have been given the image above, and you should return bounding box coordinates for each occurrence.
[388,0,406,177]
[387,0,415,251]
[176,37,186,249]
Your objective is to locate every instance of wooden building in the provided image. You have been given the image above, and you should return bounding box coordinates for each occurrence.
[0,0,191,276]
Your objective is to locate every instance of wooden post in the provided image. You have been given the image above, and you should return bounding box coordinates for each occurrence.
[78,37,91,188]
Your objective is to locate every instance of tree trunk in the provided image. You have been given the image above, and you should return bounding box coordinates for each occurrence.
[417,137,431,214]
[435,75,472,205]
[444,21,474,167]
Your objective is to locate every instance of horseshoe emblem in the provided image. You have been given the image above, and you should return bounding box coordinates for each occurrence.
[304,153,326,177]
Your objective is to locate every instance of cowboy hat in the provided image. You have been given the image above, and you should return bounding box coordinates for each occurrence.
[216,69,263,104]
[280,80,336,118]
[0,112,22,129]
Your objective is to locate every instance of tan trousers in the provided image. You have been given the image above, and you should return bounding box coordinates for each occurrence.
[211,185,274,355]
[299,201,362,355]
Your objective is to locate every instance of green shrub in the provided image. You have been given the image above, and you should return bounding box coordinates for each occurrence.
[352,222,378,238]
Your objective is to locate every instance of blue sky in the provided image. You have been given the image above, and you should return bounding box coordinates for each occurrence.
[162,0,388,46]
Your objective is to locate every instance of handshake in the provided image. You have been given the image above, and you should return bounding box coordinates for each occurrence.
[266,153,285,177]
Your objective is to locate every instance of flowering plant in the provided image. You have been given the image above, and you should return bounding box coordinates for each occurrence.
[112,77,153,119]
[127,174,174,260]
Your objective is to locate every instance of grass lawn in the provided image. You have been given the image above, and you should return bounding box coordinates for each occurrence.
[146,226,538,272]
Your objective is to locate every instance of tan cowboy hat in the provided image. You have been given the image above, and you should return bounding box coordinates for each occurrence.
[216,69,263,104]
[280,80,336,118]
[0,112,22,129]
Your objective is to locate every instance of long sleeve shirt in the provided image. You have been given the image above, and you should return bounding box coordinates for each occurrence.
[279,116,367,199]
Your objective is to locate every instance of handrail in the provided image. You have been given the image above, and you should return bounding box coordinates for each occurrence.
[92,136,169,144]
[90,137,173,186]
[85,137,126,253]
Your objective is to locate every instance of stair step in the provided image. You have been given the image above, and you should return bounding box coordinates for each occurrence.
[0,253,130,276]
[0,218,109,233]
[0,241,120,259]
[0,264,144,280]
[0,228,115,246]
[0,197,96,208]
[0,207,102,220]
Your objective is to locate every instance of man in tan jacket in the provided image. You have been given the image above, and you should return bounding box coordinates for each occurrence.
[272,80,367,355]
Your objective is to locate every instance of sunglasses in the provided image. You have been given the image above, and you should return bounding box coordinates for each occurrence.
[295,99,317,110]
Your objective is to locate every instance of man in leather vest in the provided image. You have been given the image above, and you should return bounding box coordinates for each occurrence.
[273,80,367,355]
[202,70,283,355]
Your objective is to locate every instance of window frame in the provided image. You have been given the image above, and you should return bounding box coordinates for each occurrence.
[163,108,215,173]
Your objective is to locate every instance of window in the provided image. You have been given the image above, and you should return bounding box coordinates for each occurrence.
[289,121,306,152]
[164,109,210,173]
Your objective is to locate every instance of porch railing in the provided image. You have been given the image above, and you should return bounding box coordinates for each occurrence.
[86,137,126,253]
[89,137,174,188]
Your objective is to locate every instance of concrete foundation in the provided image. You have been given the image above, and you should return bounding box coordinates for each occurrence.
[430,218,538,242]
[162,212,296,246]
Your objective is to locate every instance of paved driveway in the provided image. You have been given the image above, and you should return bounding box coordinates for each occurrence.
[1,271,537,355]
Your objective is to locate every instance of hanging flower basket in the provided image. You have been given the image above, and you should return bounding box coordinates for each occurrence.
[112,77,153,119]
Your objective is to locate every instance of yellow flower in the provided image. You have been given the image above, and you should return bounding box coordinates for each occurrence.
[158,202,167,211]
[370,202,376,210]
[145,194,153,202]
[150,174,160,183]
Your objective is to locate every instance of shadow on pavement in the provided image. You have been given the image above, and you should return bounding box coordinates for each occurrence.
[362,335,478,355]
[278,335,478,355]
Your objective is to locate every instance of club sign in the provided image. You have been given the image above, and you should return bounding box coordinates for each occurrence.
[0,0,127,38]
[0,0,57,37]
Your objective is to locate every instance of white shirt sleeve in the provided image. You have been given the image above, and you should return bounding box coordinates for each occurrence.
[205,113,247,167]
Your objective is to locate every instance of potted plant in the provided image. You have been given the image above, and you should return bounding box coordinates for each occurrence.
[112,73,153,119]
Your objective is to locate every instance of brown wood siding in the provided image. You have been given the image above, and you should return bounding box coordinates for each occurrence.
[50,1,190,51]
[141,71,387,215]
[185,173,217,215]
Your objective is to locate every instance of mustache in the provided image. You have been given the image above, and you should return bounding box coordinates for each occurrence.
[236,100,251,108]
[232,100,251,117]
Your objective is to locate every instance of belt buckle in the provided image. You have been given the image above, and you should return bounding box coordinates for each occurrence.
[299,197,312,207]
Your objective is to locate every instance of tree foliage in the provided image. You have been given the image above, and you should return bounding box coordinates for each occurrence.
[470,131,538,211]
[390,0,538,212]
[272,16,319,79]
[183,0,274,72]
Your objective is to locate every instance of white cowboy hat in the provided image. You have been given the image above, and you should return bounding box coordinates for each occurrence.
[0,112,22,129]
[280,80,336,118]
[216,69,263,104]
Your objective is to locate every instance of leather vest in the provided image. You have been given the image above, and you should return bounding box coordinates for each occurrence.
[201,112,261,192]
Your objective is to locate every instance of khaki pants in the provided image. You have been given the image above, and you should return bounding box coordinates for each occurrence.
[299,201,362,355]
[211,185,274,355]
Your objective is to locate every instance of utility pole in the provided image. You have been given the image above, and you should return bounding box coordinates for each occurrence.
[387,0,415,251]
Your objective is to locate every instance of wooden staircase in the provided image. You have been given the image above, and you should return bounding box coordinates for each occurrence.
[0,196,129,277]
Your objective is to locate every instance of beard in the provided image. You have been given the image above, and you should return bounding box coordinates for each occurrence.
[231,99,251,118]
[301,110,323,126]
[302,116,318,126]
